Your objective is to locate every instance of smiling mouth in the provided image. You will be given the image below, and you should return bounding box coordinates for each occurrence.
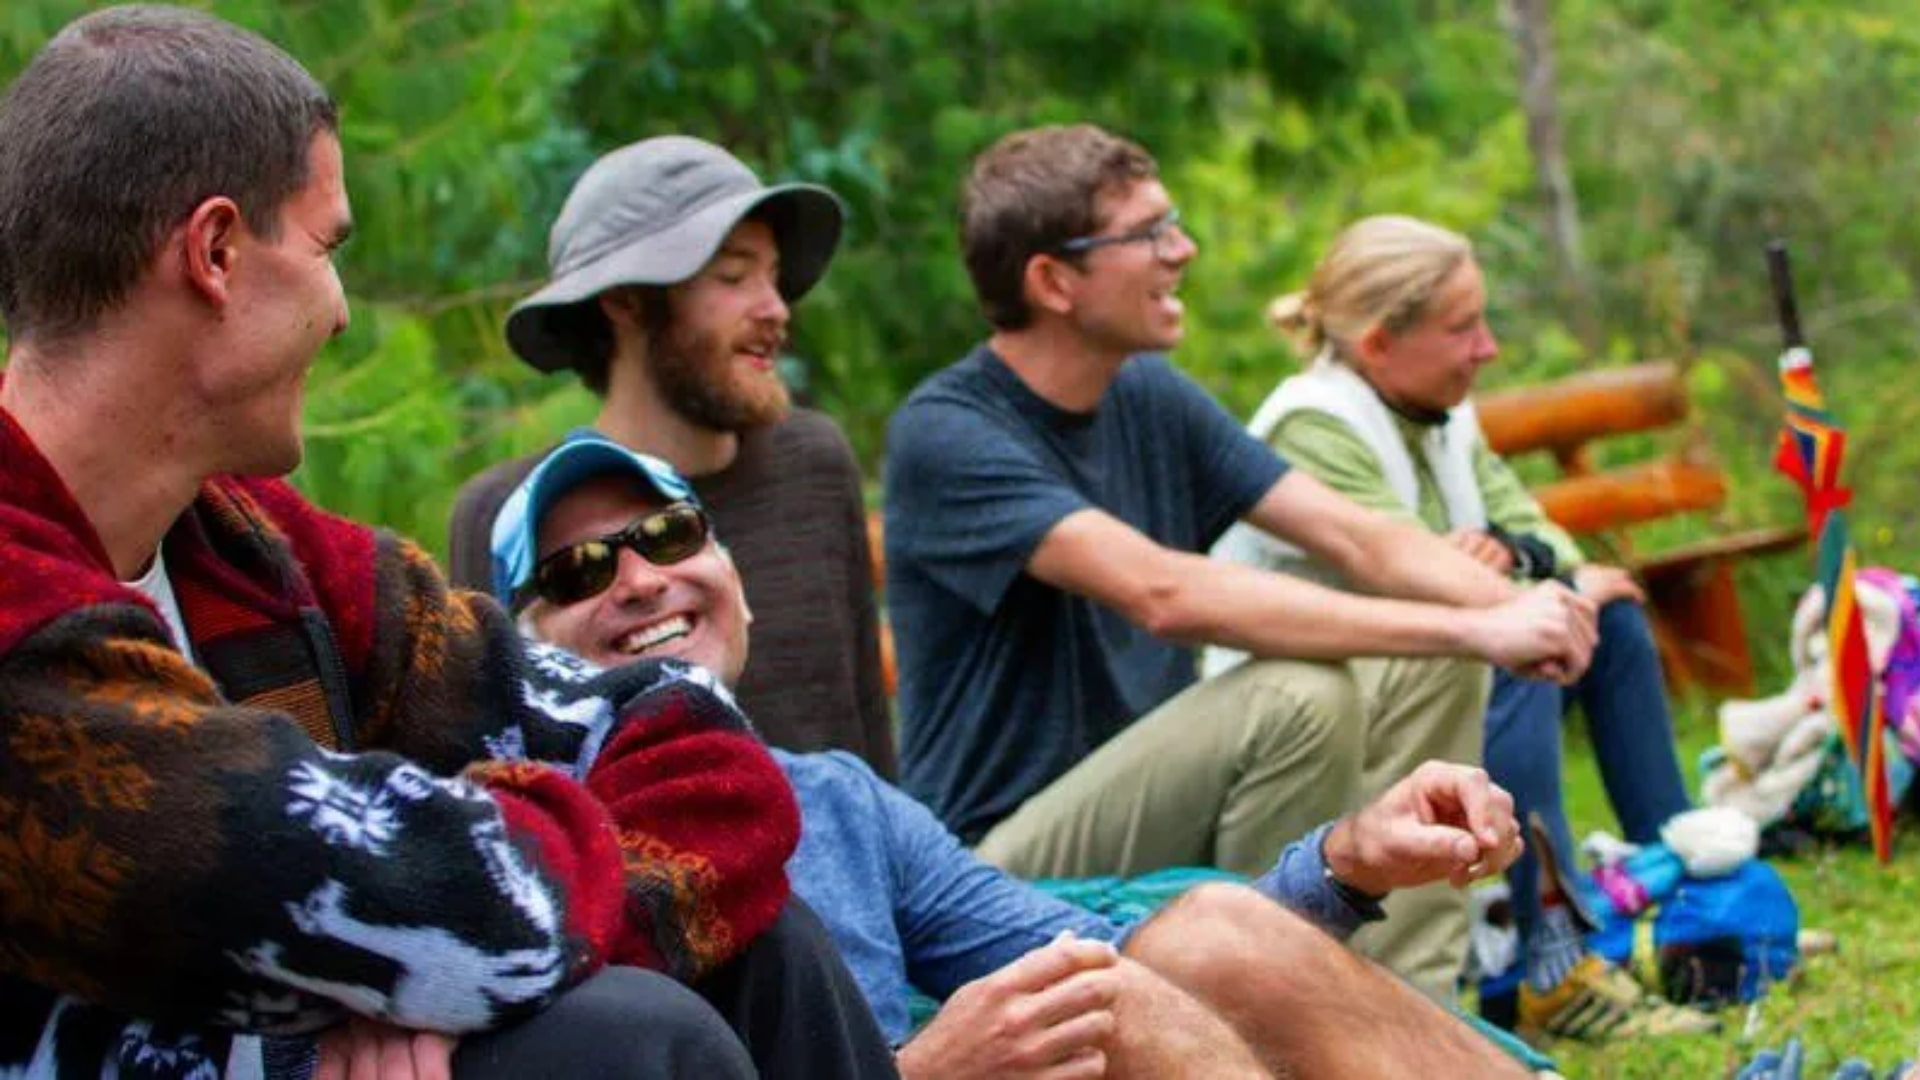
[736,338,784,369]
[614,614,693,656]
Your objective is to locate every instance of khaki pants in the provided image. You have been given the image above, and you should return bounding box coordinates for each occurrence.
[975,654,1488,1003]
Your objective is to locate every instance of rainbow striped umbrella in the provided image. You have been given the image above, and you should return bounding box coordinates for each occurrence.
[1768,241,1894,862]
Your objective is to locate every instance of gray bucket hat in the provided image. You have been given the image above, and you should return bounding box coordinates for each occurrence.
[506,135,846,373]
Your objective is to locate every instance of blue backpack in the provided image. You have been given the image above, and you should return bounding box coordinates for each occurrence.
[1587,859,1799,1006]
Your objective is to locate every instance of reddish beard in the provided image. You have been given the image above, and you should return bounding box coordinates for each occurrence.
[649,322,792,431]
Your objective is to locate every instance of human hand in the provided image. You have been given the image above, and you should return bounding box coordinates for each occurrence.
[1572,563,1646,607]
[1470,580,1597,684]
[897,932,1120,1080]
[315,1019,456,1080]
[1322,762,1524,897]
[1447,529,1515,575]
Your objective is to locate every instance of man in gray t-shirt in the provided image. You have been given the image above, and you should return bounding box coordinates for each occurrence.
[887,124,1598,1002]
[888,348,1283,844]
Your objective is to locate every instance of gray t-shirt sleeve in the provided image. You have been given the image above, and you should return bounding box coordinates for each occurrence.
[884,399,1090,616]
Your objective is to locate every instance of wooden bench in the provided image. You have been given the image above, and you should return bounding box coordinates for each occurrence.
[1475,361,1805,696]
[869,360,1802,698]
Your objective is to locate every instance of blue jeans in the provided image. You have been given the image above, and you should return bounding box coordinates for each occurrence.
[1483,599,1694,975]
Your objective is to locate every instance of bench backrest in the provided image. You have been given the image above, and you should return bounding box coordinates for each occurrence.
[1476,361,1726,539]
[1477,361,1690,461]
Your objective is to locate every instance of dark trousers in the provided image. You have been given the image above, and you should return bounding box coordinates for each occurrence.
[1484,599,1693,962]
[456,898,898,1079]
[455,967,753,1078]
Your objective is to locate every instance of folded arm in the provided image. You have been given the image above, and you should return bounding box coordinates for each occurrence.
[0,528,794,1039]
[0,604,626,1036]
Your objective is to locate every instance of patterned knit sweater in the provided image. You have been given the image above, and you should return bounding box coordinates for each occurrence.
[0,406,798,1076]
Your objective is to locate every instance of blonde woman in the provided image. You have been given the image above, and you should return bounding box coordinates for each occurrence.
[1208,215,1710,1045]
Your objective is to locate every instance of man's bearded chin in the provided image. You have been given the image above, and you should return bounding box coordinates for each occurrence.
[652,340,793,432]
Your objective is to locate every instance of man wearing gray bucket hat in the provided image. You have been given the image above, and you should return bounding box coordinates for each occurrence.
[450,135,897,778]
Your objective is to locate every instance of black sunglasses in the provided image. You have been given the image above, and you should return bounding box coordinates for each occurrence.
[527,501,711,607]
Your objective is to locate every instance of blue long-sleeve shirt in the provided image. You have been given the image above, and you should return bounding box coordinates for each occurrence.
[776,749,1376,1043]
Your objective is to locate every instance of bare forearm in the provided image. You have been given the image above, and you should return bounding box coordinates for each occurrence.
[1032,508,1584,675]
[1146,551,1488,662]
[1331,517,1516,609]
[1238,470,1512,611]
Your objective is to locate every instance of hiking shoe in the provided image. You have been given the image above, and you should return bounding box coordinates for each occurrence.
[1517,956,1721,1044]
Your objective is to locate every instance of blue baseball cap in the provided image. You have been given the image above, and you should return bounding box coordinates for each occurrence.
[489,431,700,603]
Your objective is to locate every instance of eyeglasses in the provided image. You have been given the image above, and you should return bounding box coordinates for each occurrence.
[1055,208,1186,260]
[528,502,711,606]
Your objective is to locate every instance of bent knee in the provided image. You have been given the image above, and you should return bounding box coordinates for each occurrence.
[1234,661,1364,761]
[1169,881,1315,934]
[459,967,751,1079]
[1597,599,1658,654]
[1132,882,1336,980]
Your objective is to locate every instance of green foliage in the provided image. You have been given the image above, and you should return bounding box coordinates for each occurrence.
[3,1,1912,680]
[0,0,1909,582]
[9,0,1920,573]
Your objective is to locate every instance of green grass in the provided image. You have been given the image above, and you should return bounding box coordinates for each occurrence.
[1544,701,1920,1077]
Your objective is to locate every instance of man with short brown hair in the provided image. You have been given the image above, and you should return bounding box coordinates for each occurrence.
[959,125,1158,331]
[885,123,1599,1001]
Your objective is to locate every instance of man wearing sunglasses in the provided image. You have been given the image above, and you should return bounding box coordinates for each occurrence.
[882,123,1601,1002]
[496,436,1536,1078]
[448,135,895,779]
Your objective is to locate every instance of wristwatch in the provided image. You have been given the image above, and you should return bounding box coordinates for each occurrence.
[1323,864,1389,920]
[1318,829,1390,921]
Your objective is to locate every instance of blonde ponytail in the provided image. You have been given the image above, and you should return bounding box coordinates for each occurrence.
[1266,290,1322,357]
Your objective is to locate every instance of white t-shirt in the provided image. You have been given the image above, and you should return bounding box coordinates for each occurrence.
[124,546,197,666]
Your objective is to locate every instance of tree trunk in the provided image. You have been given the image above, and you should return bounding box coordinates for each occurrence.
[1503,0,1602,354]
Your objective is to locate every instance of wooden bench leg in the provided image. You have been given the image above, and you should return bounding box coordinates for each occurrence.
[1642,557,1756,697]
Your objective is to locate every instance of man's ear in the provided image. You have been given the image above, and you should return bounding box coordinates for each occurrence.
[181,197,245,309]
[598,289,646,335]
[1020,252,1080,320]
